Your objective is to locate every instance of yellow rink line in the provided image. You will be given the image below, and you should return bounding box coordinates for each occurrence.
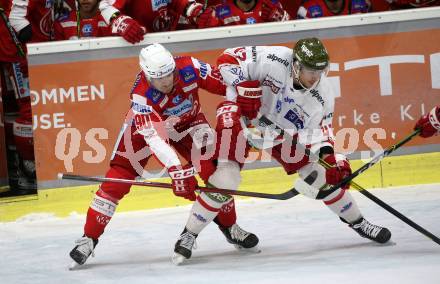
[0,152,439,222]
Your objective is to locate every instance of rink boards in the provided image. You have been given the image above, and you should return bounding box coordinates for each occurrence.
[1,151,439,222]
[1,8,440,221]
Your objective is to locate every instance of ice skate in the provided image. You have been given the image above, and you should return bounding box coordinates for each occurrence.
[347,217,392,244]
[69,236,98,270]
[172,228,198,265]
[220,224,260,253]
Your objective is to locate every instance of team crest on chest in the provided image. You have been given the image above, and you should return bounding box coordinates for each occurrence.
[172,94,182,104]
[308,5,323,17]
[246,17,256,24]
[82,24,93,36]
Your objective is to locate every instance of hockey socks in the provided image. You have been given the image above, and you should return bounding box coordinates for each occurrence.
[84,189,118,240]
[214,199,237,228]
[184,192,222,234]
[323,188,361,223]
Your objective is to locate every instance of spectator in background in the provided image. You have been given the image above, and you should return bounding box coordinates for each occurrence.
[368,0,392,11]
[3,0,69,194]
[279,0,302,18]
[1,0,33,194]
[297,0,370,18]
[98,0,207,44]
[389,0,439,9]
[197,0,290,28]
[9,0,74,43]
[3,0,74,194]
[55,0,111,40]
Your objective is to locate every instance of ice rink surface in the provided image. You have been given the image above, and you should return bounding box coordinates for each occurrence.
[1,184,439,284]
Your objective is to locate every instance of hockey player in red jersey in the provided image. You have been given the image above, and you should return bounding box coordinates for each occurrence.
[54,0,111,40]
[1,0,35,193]
[389,0,439,9]
[69,43,259,268]
[98,0,207,43]
[297,0,370,19]
[207,38,392,251]
[9,0,75,43]
[0,0,22,60]
[197,0,290,28]
[3,0,76,194]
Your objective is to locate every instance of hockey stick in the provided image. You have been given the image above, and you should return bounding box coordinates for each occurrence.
[320,128,440,245]
[0,7,25,57]
[59,173,299,200]
[244,117,440,244]
[316,128,422,199]
[246,115,421,199]
[350,179,440,245]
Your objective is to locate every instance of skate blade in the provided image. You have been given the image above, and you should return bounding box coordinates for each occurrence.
[171,252,187,266]
[68,261,81,270]
[233,244,261,253]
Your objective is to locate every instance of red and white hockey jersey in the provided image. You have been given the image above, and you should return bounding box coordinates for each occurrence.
[128,56,225,168]
[99,0,193,32]
[54,9,110,40]
[9,0,75,42]
[208,0,290,26]
[0,0,24,61]
[217,46,335,152]
[297,0,370,19]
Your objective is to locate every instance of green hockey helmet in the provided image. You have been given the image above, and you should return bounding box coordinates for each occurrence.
[293,38,329,70]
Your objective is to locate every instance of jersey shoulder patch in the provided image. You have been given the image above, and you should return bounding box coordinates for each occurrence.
[179,65,197,83]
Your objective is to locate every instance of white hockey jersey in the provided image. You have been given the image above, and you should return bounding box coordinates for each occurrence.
[218,45,335,152]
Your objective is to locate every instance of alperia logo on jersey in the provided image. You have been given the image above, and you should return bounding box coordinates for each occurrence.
[310,89,324,106]
[266,54,289,67]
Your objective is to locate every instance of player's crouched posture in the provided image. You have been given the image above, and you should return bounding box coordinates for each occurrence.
[213,38,392,245]
[69,44,258,269]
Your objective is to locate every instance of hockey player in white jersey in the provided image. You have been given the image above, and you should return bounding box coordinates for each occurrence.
[209,38,392,245]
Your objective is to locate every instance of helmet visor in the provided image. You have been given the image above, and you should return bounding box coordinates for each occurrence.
[300,64,328,78]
